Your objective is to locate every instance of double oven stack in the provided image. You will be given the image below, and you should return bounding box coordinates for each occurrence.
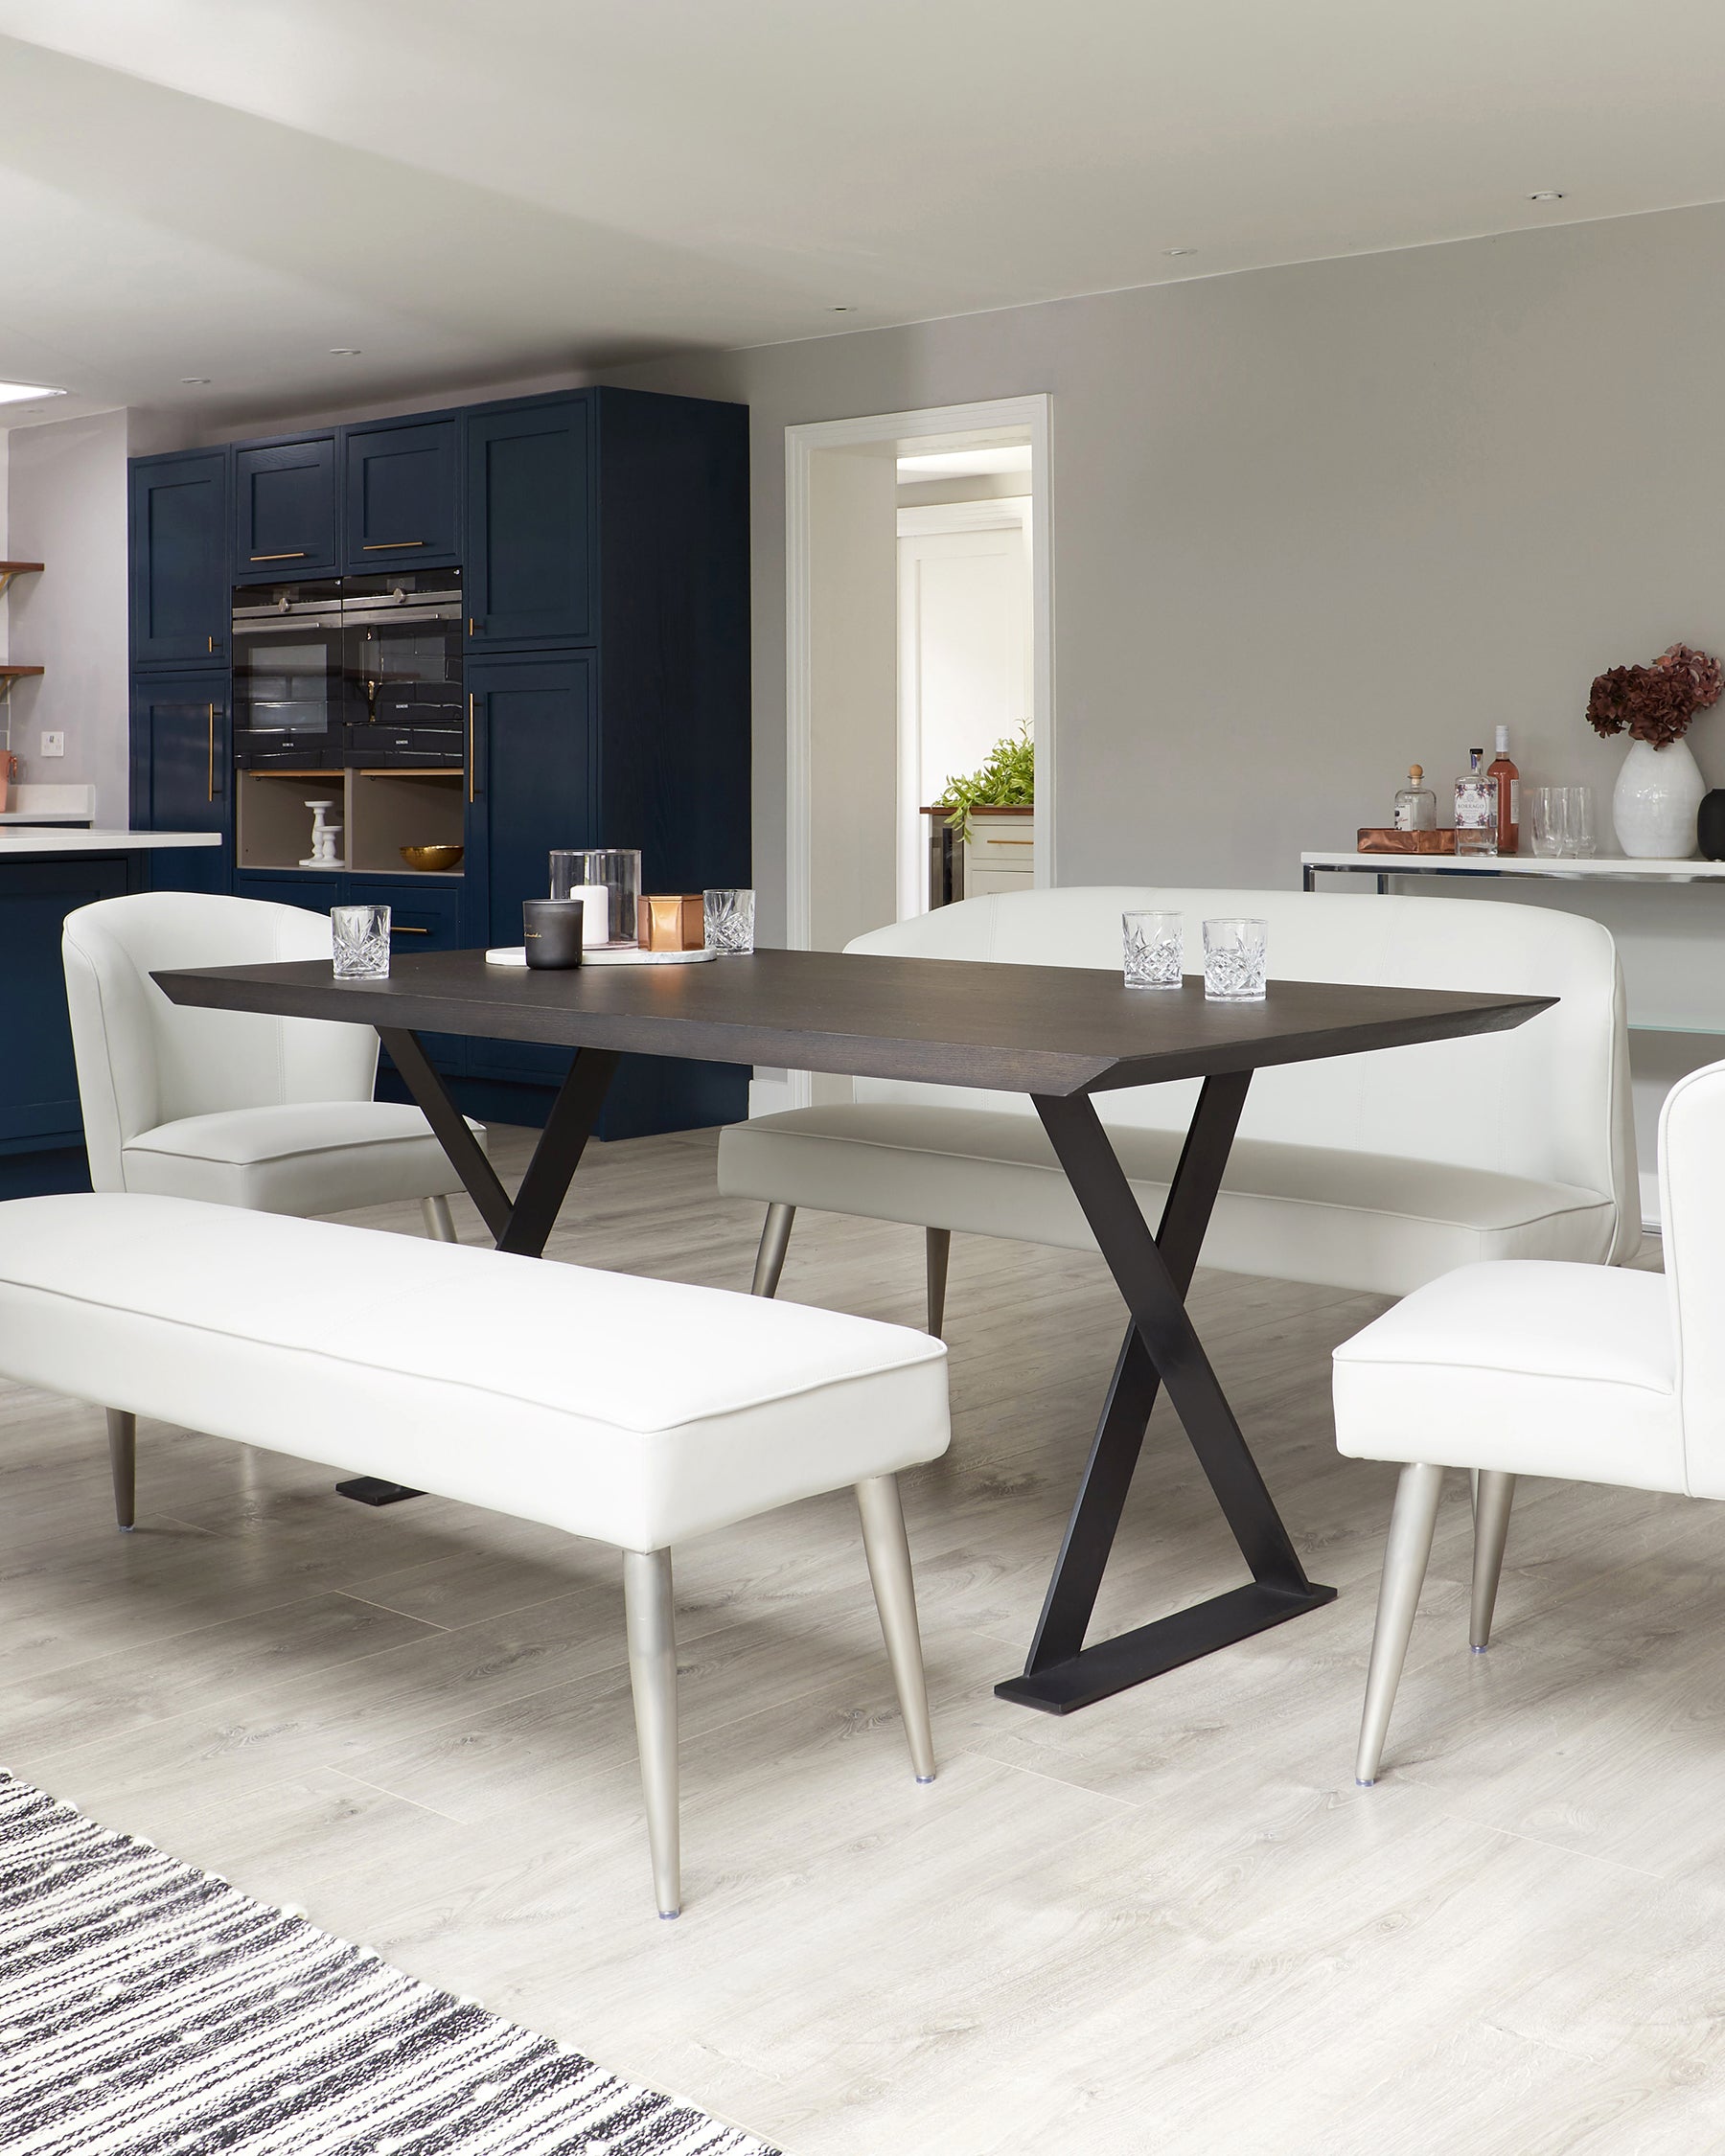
[231,569,465,771]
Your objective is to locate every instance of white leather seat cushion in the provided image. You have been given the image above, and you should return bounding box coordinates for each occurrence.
[0,1194,950,1550]
[122,1102,484,1214]
[1333,1259,1683,1492]
[719,1104,1617,1297]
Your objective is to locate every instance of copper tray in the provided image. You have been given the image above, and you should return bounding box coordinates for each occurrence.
[1356,828,1458,855]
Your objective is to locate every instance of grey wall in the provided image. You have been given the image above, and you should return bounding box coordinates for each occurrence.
[5,408,130,819]
[591,201,1725,940]
[38,197,1725,901]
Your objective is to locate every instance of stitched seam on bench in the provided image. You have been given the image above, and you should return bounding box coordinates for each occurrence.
[3,1280,945,1434]
[1337,1353,1672,1398]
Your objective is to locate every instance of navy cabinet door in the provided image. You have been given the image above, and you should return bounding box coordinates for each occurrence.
[130,673,230,894]
[234,436,338,580]
[344,420,459,571]
[0,856,130,1168]
[129,451,229,667]
[465,399,593,647]
[463,654,595,1082]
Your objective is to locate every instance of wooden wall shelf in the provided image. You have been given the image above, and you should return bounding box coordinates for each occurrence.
[0,562,44,604]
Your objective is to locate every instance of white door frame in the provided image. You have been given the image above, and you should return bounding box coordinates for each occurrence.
[784,395,1053,965]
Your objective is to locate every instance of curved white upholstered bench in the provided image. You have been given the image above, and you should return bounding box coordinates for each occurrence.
[719,886,1639,1317]
[0,1192,951,1918]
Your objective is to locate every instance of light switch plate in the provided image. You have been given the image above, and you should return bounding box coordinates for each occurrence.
[39,731,64,758]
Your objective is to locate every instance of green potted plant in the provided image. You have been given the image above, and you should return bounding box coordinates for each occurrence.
[935,721,1034,841]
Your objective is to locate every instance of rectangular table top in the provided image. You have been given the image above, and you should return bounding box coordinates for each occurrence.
[155,946,1552,1099]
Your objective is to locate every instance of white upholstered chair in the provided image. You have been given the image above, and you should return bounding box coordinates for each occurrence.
[721,886,1639,1322]
[61,891,480,1236]
[1335,1057,1725,1789]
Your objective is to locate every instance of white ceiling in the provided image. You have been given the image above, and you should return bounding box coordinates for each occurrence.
[3,0,1725,429]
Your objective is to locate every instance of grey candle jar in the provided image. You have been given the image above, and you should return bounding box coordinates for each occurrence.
[522,898,586,969]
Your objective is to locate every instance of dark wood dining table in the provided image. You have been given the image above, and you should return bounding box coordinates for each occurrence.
[155,945,1552,1714]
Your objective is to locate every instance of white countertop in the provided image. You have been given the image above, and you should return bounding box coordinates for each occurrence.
[0,828,223,856]
[1302,850,1725,883]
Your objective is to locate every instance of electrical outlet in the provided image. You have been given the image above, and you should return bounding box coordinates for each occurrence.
[39,732,64,758]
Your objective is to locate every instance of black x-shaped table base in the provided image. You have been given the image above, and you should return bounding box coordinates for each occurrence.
[992,1071,1336,1713]
[334,1032,621,1506]
[347,1037,1336,1717]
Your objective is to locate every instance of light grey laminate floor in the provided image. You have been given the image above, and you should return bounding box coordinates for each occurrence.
[0,1129,1714,2155]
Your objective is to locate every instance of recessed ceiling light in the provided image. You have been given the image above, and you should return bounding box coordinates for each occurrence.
[830,306,850,312]
[329,348,362,356]
[1165,247,1197,258]
[0,380,67,405]
[1529,191,1564,201]
[179,377,211,385]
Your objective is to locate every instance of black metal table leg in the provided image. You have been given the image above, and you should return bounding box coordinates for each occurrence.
[336,1033,622,1505]
[995,1074,1335,1713]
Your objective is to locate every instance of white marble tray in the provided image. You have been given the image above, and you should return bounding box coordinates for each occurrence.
[484,944,716,967]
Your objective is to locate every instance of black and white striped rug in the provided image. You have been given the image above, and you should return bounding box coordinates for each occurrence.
[0,1773,780,2154]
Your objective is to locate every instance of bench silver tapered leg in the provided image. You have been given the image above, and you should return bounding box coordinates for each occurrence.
[925,1227,951,1339]
[750,1203,795,1297]
[422,1194,458,1243]
[622,1548,681,1918]
[105,1410,135,1532]
[1470,1470,1515,1653]
[856,1474,935,1783]
[1356,1461,1444,1787]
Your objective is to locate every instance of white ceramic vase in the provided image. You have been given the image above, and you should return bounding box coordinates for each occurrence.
[1612,736,1705,860]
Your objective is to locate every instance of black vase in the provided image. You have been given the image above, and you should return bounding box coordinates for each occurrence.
[1700,791,1725,861]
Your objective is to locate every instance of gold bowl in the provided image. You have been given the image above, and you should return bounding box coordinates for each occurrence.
[400,843,464,873]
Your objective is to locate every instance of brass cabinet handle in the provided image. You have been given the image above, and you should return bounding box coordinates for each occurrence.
[468,615,483,636]
[206,702,217,801]
[978,837,1035,846]
[249,551,309,562]
[391,924,429,934]
[362,540,426,550]
[206,633,215,654]
[468,691,476,802]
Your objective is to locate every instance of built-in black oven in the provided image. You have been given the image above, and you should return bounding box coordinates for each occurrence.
[340,569,464,768]
[231,579,343,768]
[230,569,465,770]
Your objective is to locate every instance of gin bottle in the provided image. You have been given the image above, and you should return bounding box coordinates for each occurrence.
[1454,750,1497,856]
[1393,765,1437,832]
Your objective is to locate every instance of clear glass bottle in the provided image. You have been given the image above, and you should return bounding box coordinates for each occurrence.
[1393,764,1437,832]
[1454,749,1497,856]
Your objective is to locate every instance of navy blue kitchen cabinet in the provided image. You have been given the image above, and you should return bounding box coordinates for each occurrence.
[129,450,230,667]
[128,381,749,1156]
[462,653,595,1089]
[344,419,460,571]
[0,853,132,1195]
[129,674,230,894]
[465,397,593,648]
[234,435,338,580]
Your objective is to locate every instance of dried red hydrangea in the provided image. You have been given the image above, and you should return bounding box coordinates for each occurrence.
[1587,643,1724,748]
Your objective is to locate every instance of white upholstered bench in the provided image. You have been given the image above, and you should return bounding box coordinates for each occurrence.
[720,886,1640,1319]
[0,1193,951,1918]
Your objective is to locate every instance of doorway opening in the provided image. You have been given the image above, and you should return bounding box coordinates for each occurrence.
[784,396,1052,979]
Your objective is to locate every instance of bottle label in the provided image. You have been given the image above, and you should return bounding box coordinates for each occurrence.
[1508,779,1520,822]
[1455,776,1493,829]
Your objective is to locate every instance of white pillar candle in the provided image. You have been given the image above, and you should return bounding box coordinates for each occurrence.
[571,883,610,946]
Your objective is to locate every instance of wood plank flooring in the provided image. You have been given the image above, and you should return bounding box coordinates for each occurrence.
[1,1128,1715,2154]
